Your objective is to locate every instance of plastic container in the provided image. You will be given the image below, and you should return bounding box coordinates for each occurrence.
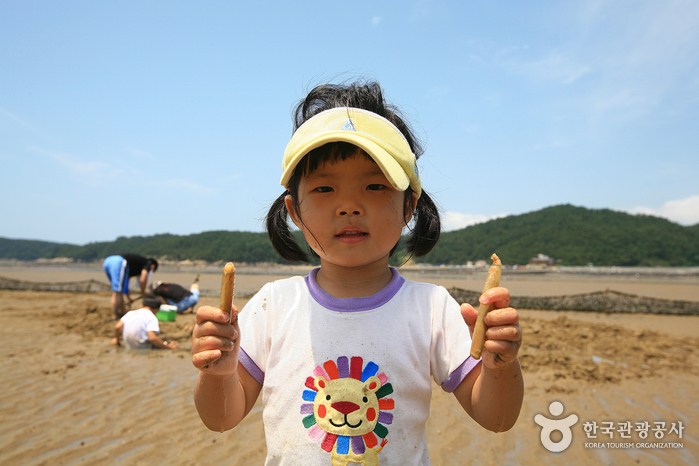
[157,304,177,322]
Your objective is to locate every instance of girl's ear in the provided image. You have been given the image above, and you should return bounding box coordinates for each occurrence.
[285,194,303,229]
[404,192,419,225]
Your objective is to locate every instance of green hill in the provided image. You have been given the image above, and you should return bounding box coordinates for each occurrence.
[46,231,285,263]
[1,204,698,266]
[0,238,76,261]
[418,204,699,266]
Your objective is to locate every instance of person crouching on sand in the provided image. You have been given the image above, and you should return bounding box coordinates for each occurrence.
[113,294,179,350]
[150,275,201,314]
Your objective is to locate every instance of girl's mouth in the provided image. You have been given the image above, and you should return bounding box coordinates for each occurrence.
[337,231,367,238]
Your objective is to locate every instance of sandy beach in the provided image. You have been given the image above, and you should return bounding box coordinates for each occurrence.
[0,263,697,465]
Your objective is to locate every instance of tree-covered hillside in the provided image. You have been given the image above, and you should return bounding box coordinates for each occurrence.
[1,205,698,266]
[46,231,286,263]
[0,238,75,261]
[417,204,699,266]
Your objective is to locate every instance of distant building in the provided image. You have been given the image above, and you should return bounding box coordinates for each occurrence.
[529,253,554,267]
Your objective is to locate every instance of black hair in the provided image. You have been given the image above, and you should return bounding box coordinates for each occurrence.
[266,80,441,263]
[148,258,159,272]
[142,294,161,309]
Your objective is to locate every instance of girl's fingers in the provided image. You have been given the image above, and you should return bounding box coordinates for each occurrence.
[484,308,521,344]
[479,286,510,309]
[484,338,520,353]
[195,305,233,326]
[194,319,238,339]
[480,307,521,368]
[195,334,237,352]
[482,340,520,368]
[483,307,519,327]
[192,350,223,369]
[460,303,478,337]
[460,303,477,327]
[192,333,239,372]
[485,324,521,343]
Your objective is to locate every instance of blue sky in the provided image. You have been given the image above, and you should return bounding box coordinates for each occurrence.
[2,0,698,245]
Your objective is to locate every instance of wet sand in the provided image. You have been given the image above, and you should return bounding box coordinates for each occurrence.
[0,265,697,465]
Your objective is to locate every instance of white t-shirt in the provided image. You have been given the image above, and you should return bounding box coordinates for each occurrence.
[238,268,479,465]
[121,308,160,349]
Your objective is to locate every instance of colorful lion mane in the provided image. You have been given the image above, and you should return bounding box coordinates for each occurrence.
[301,356,394,457]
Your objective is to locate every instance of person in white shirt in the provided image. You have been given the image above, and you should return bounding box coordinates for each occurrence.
[114,294,178,350]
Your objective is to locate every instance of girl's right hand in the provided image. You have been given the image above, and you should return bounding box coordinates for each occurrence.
[191,304,240,376]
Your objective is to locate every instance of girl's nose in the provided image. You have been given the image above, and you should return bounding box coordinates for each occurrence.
[336,197,363,216]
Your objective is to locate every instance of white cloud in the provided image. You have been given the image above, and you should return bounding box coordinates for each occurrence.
[585,0,699,114]
[408,0,431,22]
[516,51,593,84]
[628,195,699,225]
[371,16,382,26]
[125,147,154,159]
[29,146,128,183]
[29,146,214,195]
[442,211,508,231]
[532,138,566,151]
[490,0,699,122]
[0,107,33,130]
[591,87,649,113]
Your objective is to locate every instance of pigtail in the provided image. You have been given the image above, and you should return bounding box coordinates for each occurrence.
[405,190,441,257]
[265,192,310,263]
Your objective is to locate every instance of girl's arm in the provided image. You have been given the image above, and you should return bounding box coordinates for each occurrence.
[194,363,262,432]
[192,305,262,432]
[454,287,524,432]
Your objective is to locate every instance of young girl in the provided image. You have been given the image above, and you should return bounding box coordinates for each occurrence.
[192,81,523,465]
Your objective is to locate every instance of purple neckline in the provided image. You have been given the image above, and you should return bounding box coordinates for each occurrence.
[304,267,404,312]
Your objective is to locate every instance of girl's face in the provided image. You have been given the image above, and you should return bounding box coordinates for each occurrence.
[285,151,414,270]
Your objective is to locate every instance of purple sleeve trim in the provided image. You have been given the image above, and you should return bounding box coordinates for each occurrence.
[441,356,481,393]
[239,348,265,385]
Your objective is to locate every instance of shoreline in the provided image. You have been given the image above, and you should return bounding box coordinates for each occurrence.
[3,258,699,277]
[2,261,698,303]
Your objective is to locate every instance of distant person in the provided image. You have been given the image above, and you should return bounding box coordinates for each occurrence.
[102,254,158,320]
[151,275,200,314]
[113,294,178,350]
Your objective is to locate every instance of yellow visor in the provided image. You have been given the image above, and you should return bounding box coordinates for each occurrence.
[280,107,421,197]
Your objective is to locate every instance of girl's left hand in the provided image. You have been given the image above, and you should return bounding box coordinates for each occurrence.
[460,287,521,370]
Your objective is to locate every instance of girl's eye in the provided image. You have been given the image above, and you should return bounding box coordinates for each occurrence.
[367,184,385,191]
[314,186,333,193]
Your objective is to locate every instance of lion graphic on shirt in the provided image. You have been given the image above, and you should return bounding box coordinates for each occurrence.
[301,356,394,466]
